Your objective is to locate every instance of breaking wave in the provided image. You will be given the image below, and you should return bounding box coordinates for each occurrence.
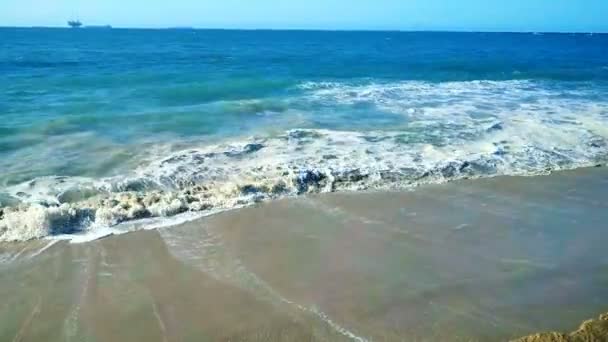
[1,80,607,242]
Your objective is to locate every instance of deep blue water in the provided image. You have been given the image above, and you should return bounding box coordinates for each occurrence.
[1,28,608,240]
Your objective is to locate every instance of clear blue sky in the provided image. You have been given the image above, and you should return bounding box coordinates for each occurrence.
[1,0,607,32]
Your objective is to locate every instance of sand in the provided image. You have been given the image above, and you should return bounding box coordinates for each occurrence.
[1,167,607,341]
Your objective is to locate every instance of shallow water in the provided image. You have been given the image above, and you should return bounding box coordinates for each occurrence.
[1,29,608,241]
[1,169,607,341]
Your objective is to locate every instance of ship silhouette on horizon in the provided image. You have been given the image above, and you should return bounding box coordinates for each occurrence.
[68,20,82,28]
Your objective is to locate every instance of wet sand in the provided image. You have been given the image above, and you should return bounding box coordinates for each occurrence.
[1,167,607,341]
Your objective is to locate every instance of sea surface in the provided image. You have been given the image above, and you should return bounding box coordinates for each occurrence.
[1,28,607,241]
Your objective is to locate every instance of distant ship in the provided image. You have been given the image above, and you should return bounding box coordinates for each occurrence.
[68,20,82,28]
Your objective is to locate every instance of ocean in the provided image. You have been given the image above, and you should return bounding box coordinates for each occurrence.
[1,28,607,241]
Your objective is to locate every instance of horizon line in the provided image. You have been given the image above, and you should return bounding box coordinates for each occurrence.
[0,25,606,34]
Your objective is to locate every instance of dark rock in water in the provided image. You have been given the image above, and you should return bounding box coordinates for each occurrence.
[295,169,327,194]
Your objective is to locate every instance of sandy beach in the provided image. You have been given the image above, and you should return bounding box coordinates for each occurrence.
[1,167,607,341]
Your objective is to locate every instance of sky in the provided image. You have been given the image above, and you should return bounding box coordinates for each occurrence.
[1,0,607,32]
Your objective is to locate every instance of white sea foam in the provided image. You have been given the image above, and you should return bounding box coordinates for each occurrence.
[1,80,607,242]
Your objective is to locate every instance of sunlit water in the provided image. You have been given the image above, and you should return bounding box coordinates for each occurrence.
[1,29,607,241]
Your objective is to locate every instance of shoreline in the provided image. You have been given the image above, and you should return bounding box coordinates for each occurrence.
[1,162,606,244]
[1,166,607,341]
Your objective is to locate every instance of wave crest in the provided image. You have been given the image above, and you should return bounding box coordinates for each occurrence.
[2,125,607,242]
[2,80,608,242]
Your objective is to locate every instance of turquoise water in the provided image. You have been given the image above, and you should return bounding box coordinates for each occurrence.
[1,28,607,241]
